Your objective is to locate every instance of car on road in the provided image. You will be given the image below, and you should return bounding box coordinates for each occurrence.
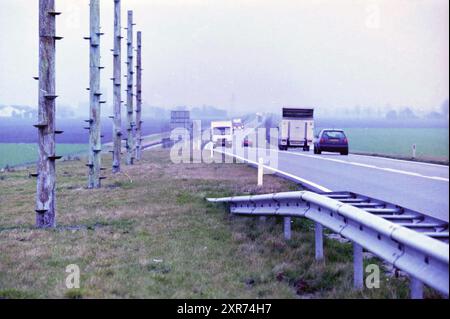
[314,129,349,155]
[242,136,253,148]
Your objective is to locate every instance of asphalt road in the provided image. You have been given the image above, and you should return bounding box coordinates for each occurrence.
[206,117,449,222]
[245,146,449,222]
[228,118,449,221]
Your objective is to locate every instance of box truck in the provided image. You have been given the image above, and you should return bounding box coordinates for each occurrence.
[278,108,314,151]
[232,118,244,131]
[211,120,233,148]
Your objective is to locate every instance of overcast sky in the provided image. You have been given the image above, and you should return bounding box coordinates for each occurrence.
[0,0,448,116]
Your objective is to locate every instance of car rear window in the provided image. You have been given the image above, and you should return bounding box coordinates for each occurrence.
[323,131,346,139]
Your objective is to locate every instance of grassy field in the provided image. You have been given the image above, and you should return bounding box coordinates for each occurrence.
[341,128,449,162]
[0,144,88,168]
[2,127,448,168]
[0,133,168,169]
[0,148,440,299]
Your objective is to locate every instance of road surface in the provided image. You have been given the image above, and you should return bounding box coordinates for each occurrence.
[227,118,449,221]
[237,146,449,222]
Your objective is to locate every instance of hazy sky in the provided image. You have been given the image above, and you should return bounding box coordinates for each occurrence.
[0,0,448,115]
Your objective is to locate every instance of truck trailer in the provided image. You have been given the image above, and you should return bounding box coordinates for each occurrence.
[232,118,244,131]
[211,120,233,148]
[278,108,314,151]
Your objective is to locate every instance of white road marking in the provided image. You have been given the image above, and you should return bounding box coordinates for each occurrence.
[213,147,332,192]
[277,149,449,182]
[349,153,449,168]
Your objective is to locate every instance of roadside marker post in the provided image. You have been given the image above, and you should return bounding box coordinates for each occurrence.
[257,157,266,222]
[257,157,264,186]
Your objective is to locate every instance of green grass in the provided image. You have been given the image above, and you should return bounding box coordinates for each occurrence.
[341,128,449,161]
[0,143,88,168]
[0,149,439,299]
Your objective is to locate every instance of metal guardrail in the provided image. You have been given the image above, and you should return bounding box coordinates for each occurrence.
[207,191,449,298]
[141,141,163,150]
[322,191,449,244]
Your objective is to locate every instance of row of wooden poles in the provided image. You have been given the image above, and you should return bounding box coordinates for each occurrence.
[35,0,143,228]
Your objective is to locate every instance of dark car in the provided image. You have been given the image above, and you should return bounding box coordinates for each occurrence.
[242,136,253,148]
[314,129,349,155]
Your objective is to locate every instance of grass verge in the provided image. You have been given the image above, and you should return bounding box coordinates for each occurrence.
[0,148,439,298]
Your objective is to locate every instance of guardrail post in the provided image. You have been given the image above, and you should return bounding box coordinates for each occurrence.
[206,191,450,297]
[353,242,364,290]
[315,223,324,261]
[283,217,291,240]
[410,277,424,299]
[257,157,264,186]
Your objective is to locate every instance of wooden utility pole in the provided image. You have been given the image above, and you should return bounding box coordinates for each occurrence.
[125,10,135,165]
[35,0,62,228]
[112,0,122,173]
[135,31,142,160]
[86,0,104,188]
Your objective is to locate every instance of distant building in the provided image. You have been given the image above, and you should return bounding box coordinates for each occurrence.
[385,110,398,120]
[398,107,417,119]
[0,105,36,119]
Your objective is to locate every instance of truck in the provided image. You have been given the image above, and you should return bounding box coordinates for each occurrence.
[278,108,314,151]
[211,120,233,148]
[232,118,244,131]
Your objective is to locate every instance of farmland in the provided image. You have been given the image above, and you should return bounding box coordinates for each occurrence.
[342,128,449,162]
[0,144,88,168]
[0,117,170,168]
[1,125,448,168]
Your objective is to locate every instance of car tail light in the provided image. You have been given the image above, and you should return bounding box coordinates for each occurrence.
[343,138,348,144]
[320,138,325,143]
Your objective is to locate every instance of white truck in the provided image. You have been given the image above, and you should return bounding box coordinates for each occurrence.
[211,120,233,148]
[232,118,244,131]
[278,108,314,151]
